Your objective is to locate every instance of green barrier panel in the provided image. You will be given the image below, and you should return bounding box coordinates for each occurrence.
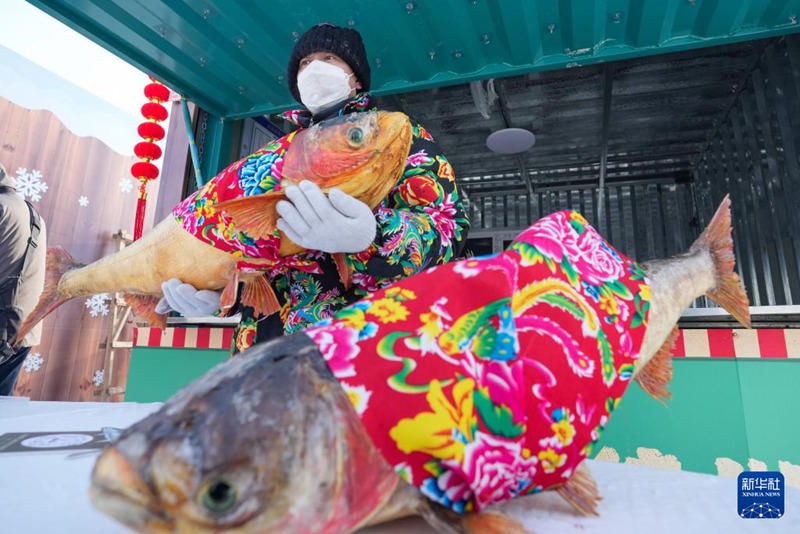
[738,360,800,471]
[125,347,229,403]
[594,359,800,476]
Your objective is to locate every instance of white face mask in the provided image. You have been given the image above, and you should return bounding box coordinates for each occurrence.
[297,60,355,114]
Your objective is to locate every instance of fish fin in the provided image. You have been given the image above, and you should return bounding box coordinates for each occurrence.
[278,235,306,256]
[219,270,240,313]
[460,512,534,534]
[417,500,533,534]
[240,273,280,317]
[332,252,352,290]
[123,294,167,328]
[691,194,751,328]
[16,247,82,343]
[635,325,677,405]
[215,193,282,241]
[555,463,601,516]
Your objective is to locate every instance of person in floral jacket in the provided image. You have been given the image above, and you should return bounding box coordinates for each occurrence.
[157,23,469,353]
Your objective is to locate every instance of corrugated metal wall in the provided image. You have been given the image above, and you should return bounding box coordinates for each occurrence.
[467,182,697,263]
[465,34,800,309]
[695,35,800,306]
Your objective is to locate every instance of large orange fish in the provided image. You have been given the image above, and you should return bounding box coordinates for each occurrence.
[17,111,412,341]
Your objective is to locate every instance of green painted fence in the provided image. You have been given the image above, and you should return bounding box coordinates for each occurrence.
[125,347,228,404]
[594,359,800,479]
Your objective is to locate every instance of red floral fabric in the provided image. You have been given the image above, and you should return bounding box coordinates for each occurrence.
[304,210,651,513]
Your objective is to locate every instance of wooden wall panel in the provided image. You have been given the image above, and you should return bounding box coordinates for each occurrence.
[1,96,163,401]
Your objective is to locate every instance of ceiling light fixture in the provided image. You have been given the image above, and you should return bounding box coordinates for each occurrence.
[486,128,536,154]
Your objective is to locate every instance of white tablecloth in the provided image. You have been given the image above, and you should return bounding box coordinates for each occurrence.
[0,397,796,533]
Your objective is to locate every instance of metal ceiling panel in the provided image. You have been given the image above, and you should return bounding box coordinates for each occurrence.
[26,0,800,119]
[378,36,767,183]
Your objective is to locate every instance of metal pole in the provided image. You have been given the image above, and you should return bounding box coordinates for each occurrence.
[598,63,614,229]
[495,81,535,199]
[181,97,205,189]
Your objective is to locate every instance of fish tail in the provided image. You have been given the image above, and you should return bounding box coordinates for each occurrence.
[16,247,82,343]
[690,194,751,328]
[635,326,677,405]
[555,463,601,516]
[240,273,281,317]
[123,294,167,328]
[418,500,533,534]
[461,512,533,533]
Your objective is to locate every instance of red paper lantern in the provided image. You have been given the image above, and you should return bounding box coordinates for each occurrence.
[138,122,165,142]
[134,141,163,161]
[144,82,170,103]
[131,161,159,181]
[141,102,168,122]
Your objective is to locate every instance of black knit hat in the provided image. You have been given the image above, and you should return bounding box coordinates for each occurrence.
[287,23,371,104]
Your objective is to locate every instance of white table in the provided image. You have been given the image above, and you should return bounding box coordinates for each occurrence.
[0,397,796,533]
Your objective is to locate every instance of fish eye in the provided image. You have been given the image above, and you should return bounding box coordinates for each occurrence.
[201,479,237,513]
[347,127,364,146]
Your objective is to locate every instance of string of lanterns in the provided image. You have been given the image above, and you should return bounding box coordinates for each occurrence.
[131,78,170,240]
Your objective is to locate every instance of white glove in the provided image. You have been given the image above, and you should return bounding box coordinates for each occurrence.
[276,180,377,253]
[155,278,221,317]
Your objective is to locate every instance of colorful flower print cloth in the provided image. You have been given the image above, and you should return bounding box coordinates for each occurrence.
[172,93,469,352]
[305,210,651,513]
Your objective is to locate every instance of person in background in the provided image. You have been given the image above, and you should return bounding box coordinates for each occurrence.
[0,163,46,395]
[157,23,469,354]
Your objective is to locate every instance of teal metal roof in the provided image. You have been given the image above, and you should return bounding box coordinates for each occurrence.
[26,0,800,119]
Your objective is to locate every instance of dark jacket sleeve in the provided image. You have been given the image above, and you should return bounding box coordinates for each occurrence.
[346,123,470,293]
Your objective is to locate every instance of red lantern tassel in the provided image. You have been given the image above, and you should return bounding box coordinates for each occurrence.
[134,180,148,240]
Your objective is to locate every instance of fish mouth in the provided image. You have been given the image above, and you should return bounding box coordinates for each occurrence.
[90,448,174,533]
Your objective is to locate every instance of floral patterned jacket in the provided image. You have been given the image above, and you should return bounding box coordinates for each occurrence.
[173,94,469,353]
[305,210,651,513]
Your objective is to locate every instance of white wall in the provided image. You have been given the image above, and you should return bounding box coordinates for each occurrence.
[0,0,171,156]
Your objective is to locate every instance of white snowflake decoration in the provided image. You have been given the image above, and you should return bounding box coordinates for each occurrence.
[120,177,134,194]
[14,168,48,202]
[92,369,104,387]
[78,195,89,207]
[85,293,111,317]
[23,352,44,373]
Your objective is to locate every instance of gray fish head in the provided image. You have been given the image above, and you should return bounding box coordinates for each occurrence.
[90,333,385,533]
